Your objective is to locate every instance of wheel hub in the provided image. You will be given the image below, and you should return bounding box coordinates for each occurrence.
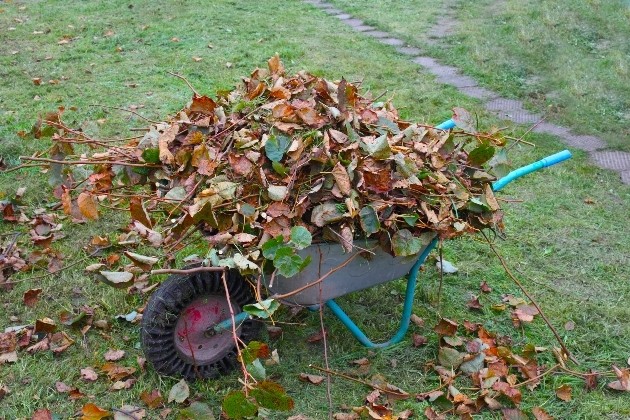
[174,295,241,364]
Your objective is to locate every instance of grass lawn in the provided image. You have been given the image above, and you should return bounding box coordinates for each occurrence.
[328,0,630,152]
[1,0,629,418]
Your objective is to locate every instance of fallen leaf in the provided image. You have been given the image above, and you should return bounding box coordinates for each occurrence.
[140,389,164,409]
[412,334,427,347]
[607,365,630,391]
[81,367,98,381]
[23,288,43,307]
[104,349,125,361]
[113,405,146,420]
[82,403,111,420]
[168,379,189,403]
[555,384,572,401]
[480,281,492,293]
[467,296,483,311]
[436,258,458,273]
[31,409,53,420]
[532,406,554,420]
[77,191,99,220]
[111,378,136,390]
[434,318,458,336]
[192,56,202,62]
[564,321,575,331]
[299,373,325,385]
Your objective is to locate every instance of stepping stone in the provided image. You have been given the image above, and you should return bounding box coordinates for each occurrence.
[484,98,541,124]
[363,30,389,39]
[321,6,343,14]
[380,37,405,46]
[396,46,422,56]
[344,18,365,27]
[621,171,630,185]
[590,151,630,171]
[335,13,352,20]
[458,85,498,100]
[353,25,375,32]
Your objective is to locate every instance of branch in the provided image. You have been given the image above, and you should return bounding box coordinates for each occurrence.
[89,104,160,124]
[167,71,200,97]
[19,156,160,168]
[482,232,579,365]
[309,364,409,398]
[270,251,361,300]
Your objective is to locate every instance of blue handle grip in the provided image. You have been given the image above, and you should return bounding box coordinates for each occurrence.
[436,118,456,130]
[492,150,572,192]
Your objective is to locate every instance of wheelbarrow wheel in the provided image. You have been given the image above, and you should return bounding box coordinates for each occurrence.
[141,268,258,380]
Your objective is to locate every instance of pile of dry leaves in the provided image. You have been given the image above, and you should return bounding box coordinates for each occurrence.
[27,55,506,279]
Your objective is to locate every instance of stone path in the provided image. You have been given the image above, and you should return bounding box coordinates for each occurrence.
[303,0,630,185]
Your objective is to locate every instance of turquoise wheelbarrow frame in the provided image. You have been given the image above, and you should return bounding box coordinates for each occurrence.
[217,118,572,348]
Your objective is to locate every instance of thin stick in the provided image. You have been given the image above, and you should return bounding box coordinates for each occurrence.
[167,71,200,97]
[309,365,409,398]
[89,104,160,124]
[221,270,251,393]
[270,252,361,300]
[1,163,44,173]
[482,232,579,365]
[151,266,226,275]
[19,156,159,168]
[507,117,545,151]
[317,251,334,420]
[514,363,560,388]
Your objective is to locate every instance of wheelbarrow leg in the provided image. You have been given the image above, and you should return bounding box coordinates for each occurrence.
[325,238,438,348]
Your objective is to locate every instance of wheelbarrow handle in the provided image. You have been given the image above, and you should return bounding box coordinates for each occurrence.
[434,118,572,192]
[492,150,572,192]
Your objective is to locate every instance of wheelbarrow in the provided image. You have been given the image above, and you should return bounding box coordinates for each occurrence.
[141,118,572,379]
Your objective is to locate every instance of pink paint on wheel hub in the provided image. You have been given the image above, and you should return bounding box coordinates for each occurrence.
[174,295,241,364]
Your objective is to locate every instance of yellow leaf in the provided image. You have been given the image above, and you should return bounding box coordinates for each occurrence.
[77,192,99,220]
[81,403,111,420]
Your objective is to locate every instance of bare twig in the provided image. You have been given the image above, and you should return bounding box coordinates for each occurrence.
[167,71,200,97]
[482,231,579,365]
[514,363,561,388]
[309,365,409,398]
[221,270,251,393]
[19,156,160,168]
[270,252,361,300]
[506,117,546,151]
[89,104,160,124]
[151,266,226,275]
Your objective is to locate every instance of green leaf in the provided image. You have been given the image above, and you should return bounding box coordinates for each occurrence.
[273,247,304,278]
[264,134,291,162]
[243,299,280,319]
[246,359,266,381]
[261,237,288,259]
[489,149,511,178]
[177,402,215,420]
[141,148,160,164]
[468,144,495,166]
[401,213,419,227]
[250,381,294,411]
[391,229,426,257]
[360,134,391,159]
[438,347,465,369]
[359,206,380,235]
[289,226,312,249]
[168,379,190,403]
[241,341,270,365]
[271,161,288,176]
[222,391,257,419]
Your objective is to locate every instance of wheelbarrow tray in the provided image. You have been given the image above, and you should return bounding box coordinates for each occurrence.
[266,237,434,306]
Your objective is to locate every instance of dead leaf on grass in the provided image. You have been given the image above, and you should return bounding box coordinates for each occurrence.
[555,384,572,401]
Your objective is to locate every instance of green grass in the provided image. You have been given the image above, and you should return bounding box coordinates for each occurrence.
[328,0,630,151]
[1,0,629,419]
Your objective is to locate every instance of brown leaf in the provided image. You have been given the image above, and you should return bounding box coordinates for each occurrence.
[105,349,125,361]
[412,334,427,347]
[268,54,285,75]
[434,318,458,336]
[501,408,529,420]
[331,162,352,196]
[49,331,74,354]
[140,389,164,409]
[129,196,152,228]
[467,296,483,311]
[81,403,111,420]
[299,373,325,385]
[27,337,50,354]
[188,95,216,115]
[607,365,630,391]
[555,384,572,401]
[0,332,17,354]
[111,378,136,390]
[480,281,492,293]
[410,314,424,327]
[564,321,575,331]
[77,192,99,220]
[531,406,554,420]
[81,367,99,381]
[102,362,136,381]
[23,288,43,307]
[584,369,598,391]
[31,409,53,420]
[492,381,521,404]
[158,123,178,164]
[306,330,327,343]
[34,318,57,334]
[55,381,73,393]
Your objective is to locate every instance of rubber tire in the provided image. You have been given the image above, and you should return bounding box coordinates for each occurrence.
[141,268,258,380]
